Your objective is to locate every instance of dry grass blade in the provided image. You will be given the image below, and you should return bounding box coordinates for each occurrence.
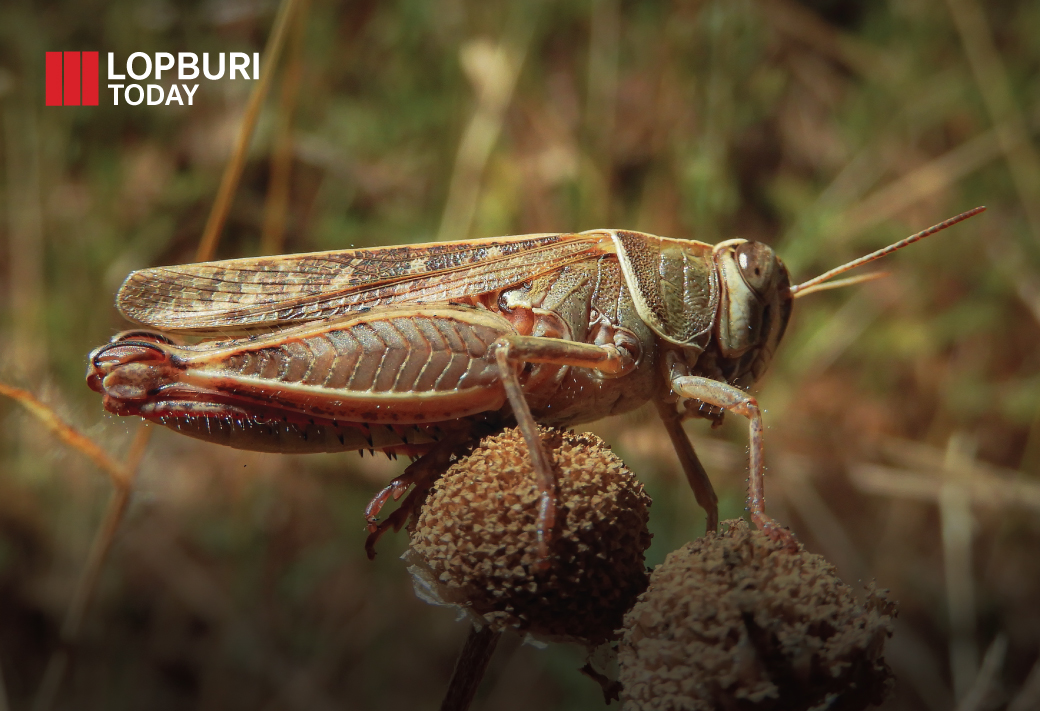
[119,521,343,711]
[0,388,154,711]
[944,0,1040,240]
[835,131,1002,244]
[941,435,979,702]
[886,627,956,711]
[29,426,151,711]
[0,382,131,488]
[12,3,320,707]
[260,0,311,255]
[845,431,1026,707]
[789,290,887,376]
[942,478,978,702]
[955,634,1008,711]
[776,468,870,583]
[24,3,309,705]
[985,238,1040,329]
[436,12,535,243]
[759,0,893,81]
[850,463,1040,511]
[0,657,8,711]
[852,436,1040,509]
[1008,656,1040,711]
[196,0,304,262]
[32,487,130,710]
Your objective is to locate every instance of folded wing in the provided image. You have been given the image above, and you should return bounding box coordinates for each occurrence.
[117,232,616,333]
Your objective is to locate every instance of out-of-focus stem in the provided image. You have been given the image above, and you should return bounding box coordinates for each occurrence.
[196,0,302,262]
[28,424,151,711]
[945,0,1040,242]
[955,634,1008,711]
[582,0,619,226]
[436,13,534,243]
[32,480,135,711]
[440,625,501,711]
[1008,655,1040,711]
[0,383,131,488]
[940,433,979,703]
[260,0,311,255]
[3,103,46,380]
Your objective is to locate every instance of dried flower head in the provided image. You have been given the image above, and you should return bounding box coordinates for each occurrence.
[406,426,652,646]
[619,519,897,711]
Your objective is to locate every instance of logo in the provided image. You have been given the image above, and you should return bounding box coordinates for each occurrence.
[46,52,99,106]
[45,52,258,107]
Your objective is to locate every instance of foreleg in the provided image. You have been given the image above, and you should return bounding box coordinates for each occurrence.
[670,375,795,547]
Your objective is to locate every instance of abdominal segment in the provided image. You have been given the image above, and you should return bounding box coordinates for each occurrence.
[137,398,448,455]
[87,306,516,452]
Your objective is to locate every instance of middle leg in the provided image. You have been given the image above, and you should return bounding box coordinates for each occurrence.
[655,401,719,533]
[492,335,633,567]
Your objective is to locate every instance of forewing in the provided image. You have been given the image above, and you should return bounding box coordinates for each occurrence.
[117,232,616,333]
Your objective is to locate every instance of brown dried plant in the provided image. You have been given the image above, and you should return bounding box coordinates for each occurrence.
[0,0,305,706]
[407,426,653,647]
[4,1,1040,708]
[619,519,896,711]
[403,429,899,710]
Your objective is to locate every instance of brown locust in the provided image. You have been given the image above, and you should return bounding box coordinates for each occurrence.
[87,207,985,558]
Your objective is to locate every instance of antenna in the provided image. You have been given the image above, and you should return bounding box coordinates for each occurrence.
[788,206,986,299]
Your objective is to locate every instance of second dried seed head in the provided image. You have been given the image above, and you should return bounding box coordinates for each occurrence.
[619,519,897,710]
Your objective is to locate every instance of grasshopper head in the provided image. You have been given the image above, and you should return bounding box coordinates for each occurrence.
[711,240,793,388]
[706,207,986,389]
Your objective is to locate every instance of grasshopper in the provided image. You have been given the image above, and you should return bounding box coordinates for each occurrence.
[87,207,984,559]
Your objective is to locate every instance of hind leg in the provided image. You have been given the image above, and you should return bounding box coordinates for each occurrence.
[364,435,478,559]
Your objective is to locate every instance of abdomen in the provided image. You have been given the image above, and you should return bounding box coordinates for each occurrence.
[88,306,517,452]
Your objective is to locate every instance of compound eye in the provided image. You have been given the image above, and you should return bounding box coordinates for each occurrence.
[735,241,775,295]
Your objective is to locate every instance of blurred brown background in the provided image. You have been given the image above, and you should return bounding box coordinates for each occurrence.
[1,0,1039,709]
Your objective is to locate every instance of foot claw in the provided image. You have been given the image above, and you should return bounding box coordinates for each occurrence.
[753,514,800,552]
[363,470,442,559]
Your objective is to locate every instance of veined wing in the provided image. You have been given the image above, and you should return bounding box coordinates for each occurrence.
[117,231,617,333]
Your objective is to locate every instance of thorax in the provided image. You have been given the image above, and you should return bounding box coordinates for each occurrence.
[456,255,665,426]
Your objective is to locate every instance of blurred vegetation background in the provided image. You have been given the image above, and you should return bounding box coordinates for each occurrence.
[1,0,1039,709]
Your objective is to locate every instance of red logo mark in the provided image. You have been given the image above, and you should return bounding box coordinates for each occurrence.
[45,52,99,106]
